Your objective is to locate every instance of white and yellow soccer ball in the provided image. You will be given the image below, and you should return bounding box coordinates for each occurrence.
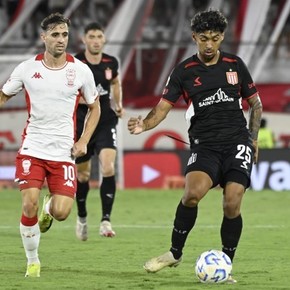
[195,249,232,283]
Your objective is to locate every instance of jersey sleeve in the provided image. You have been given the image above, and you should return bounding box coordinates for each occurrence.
[81,65,98,104]
[161,67,183,105]
[2,62,25,96]
[238,58,258,99]
[112,57,119,79]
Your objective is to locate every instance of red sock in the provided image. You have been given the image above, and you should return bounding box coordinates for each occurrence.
[21,214,38,226]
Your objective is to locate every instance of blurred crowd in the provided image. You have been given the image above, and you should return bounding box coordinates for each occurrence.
[0,0,122,51]
[0,0,289,57]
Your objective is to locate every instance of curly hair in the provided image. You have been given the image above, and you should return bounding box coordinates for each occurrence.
[41,12,71,31]
[191,9,228,33]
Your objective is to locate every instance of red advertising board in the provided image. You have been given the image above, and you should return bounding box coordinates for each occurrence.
[124,152,181,188]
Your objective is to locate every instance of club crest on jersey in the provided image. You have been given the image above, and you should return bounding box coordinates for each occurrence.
[22,159,31,176]
[226,71,238,85]
[66,69,76,87]
[105,68,112,80]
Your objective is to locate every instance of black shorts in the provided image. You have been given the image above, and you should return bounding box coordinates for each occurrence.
[185,141,254,188]
[76,105,118,164]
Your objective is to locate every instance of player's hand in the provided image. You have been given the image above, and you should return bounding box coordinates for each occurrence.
[115,106,125,118]
[71,140,87,159]
[127,115,144,135]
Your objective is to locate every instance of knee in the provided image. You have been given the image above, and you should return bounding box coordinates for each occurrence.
[101,163,115,177]
[223,198,241,218]
[77,170,90,183]
[50,201,72,221]
[22,199,38,217]
[182,188,201,207]
[52,208,71,221]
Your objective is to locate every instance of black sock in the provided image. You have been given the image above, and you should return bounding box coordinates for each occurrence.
[100,176,116,221]
[76,181,89,218]
[221,215,243,261]
[170,201,198,260]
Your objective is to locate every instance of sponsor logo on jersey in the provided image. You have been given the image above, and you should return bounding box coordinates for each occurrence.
[194,76,202,86]
[63,180,74,187]
[199,88,234,107]
[21,159,31,175]
[96,83,108,96]
[105,68,112,80]
[226,71,238,85]
[66,69,76,87]
[31,72,43,79]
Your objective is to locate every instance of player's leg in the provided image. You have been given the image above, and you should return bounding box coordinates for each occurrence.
[144,171,212,273]
[99,148,117,237]
[220,142,253,262]
[39,161,76,232]
[75,159,91,241]
[20,187,42,278]
[15,154,45,277]
[144,147,220,273]
[221,180,245,262]
[221,180,245,284]
[220,142,254,283]
[74,103,93,240]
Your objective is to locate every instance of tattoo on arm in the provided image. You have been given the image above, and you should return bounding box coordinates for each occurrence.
[248,96,263,140]
[143,107,159,131]
[143,105,169,131]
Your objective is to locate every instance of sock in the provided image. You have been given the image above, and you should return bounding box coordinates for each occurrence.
[170,201,198,260]
[100,176,116,221]
[76,181,89,218]
[221,214,243,261]
[20,214,40,265]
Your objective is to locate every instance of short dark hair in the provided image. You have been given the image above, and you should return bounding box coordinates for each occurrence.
[191,9,228,33]
[260,118,266,128]
[41,12,71,31]
[84,22,104,34]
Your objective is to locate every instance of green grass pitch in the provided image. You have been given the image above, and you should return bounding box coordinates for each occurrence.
[0,188,289,289]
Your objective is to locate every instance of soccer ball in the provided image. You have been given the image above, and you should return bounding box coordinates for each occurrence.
[195,249,232,283]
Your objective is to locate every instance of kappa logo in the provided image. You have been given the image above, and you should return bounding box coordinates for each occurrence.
[194,76,202,86]
[31,72,43,79]
[64,180,74,187]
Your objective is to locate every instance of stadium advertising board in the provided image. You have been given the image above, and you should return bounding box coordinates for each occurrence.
[123,149,290,191]
[0,109,289,190]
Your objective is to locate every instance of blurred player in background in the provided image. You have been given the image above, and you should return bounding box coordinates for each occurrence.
[75,22,124,241]
[128,9,262,283]
[258,118,275,148]
[0,13,100,277]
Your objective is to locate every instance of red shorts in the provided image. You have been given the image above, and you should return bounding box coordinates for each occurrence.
[15,154,76,198]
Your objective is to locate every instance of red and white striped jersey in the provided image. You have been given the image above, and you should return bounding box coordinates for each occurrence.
[2,53,98,163]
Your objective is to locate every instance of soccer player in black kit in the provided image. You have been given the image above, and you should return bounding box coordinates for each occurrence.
[128,9,262,282]
[75,22,124,240]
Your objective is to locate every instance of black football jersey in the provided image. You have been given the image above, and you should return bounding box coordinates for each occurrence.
[162,51,258,145]
[75,52,119,123]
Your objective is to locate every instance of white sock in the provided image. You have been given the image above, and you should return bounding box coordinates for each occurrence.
[20,222,40,265]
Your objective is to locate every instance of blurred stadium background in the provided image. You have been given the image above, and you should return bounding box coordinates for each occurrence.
[0,0,289,191]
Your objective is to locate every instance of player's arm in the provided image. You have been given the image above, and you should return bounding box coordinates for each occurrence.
[71,98,101,158]
[0,90,13,107]
[247,94,263,163]
[111,75,124,118]
[128,99,172,135]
